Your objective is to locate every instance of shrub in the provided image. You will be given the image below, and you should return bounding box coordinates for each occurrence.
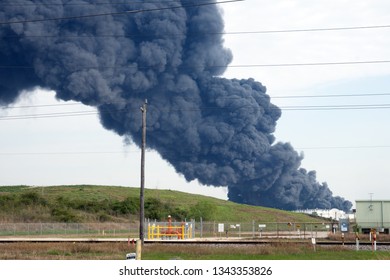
[145,197,176,220]
[50,207,79,222]
[97,212,112,222]
[189,201,217,221]
[171,207,189,221]
[0,194,16,211]
[111,197,139,215]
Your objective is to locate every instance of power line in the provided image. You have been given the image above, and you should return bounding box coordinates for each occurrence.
[2,92,390,110]
[0,0,244,25]
[3,23,390,39]
[1,103,390,121]
[1,59,390,70]
[224,60,390,68]
[2,1,202,6]
[161,104,390,111]
[0,151,139,156]
[223,24,390,34]
[0,144,389,157]
[199,92,390,102]
[271,92,390,99]
[2,1,390,35]
[297,145,390,150]
[281,104,390,111]
[0,103,82,110]
[0,110,98,121]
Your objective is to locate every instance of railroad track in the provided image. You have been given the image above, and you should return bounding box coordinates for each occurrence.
[0,237,389,247]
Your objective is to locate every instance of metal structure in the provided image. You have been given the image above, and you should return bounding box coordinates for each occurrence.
[147,216,195,240]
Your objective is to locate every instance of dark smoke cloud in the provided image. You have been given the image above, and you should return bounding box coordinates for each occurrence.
[0,0,352,211]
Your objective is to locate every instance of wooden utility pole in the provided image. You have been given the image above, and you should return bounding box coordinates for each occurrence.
[139,99,147,245]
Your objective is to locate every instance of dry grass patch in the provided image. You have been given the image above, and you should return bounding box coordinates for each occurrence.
[0,242,130,260]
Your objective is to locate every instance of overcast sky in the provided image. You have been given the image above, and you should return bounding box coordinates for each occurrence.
[1,0,390,208]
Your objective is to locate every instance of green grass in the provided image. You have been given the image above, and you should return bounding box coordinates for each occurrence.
[1,242,388,260]
[140,243,390,260]
[0,185,327,224]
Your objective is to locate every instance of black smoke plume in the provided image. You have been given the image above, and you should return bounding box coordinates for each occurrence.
[0,1,352,211]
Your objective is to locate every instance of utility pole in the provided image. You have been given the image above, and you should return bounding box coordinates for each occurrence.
[139,99,147,245]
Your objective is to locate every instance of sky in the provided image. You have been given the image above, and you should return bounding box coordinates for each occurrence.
[1,0,390,209]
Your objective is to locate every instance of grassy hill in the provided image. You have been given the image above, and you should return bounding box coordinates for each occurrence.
[0,185,326,223]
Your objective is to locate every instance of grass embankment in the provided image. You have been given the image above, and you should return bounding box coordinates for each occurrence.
[0,185,325,224]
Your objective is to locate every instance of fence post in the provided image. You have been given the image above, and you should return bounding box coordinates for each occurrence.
[200,217,203,238]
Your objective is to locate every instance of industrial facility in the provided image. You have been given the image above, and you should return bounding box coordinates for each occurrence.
[355,200,390,234]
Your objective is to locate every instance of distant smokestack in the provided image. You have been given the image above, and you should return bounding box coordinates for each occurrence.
[0,0,352,211]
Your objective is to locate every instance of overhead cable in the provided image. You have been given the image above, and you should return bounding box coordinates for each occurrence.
[3,23,390,39]
[0,0,244,25]
[2,103,390,121]
[1,59,390,70]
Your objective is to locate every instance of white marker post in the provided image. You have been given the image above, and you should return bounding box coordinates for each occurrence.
[259,224,266,238]
[355,232,360,251]
[371,229,377,252]
[218,223,224,238]
[311,237,316,252]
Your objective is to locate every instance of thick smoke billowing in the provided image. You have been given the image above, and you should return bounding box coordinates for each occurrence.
[0,1,352,211]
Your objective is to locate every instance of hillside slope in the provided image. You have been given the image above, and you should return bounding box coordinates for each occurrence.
[0,185,326,223]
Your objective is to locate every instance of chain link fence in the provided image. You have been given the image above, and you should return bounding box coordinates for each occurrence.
[0,223,139,238]
[0,221,338,239]
[195,221,336,239]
